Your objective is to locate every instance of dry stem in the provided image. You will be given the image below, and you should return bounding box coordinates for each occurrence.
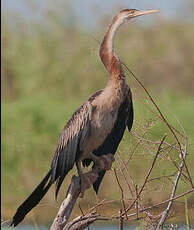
[121,134,167,217]
[122,62,193,188]
[156,137,189,229]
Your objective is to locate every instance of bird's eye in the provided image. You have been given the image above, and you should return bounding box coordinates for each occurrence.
[129,9,137,14]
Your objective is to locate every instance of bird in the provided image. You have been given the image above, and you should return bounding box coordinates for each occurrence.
[11,9,159,227]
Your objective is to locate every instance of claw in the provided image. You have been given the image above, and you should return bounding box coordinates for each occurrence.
[94,154,115,171]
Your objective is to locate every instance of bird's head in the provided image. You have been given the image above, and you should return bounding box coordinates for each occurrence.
[116,9,159,23]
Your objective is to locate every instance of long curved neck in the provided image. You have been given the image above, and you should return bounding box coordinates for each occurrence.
[100,16,124,79]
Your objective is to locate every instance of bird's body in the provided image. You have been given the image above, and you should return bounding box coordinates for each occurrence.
[51,77,132,196]
[81,79,127,159]
[11,8,158,227]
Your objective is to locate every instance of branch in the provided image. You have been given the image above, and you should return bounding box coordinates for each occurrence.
[121,134,167,217]
[114,169,128,219]
[156,137,188,229]
[63,212,109,230]
[111,189,194,220]
[122,62,193,188]
[50,154,114,230]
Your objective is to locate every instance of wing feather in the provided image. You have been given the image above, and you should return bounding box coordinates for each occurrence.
[51,101,92,197]
[125,88,133,131]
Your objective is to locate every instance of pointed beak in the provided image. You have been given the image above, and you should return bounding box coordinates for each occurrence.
[132,9,159,18]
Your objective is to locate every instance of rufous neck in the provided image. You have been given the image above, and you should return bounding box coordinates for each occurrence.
[100,16,124,77]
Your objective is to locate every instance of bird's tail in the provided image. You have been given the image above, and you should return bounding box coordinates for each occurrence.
[10,169,52,227]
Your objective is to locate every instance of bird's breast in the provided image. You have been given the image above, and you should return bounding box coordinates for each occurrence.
[91,105,118,136]
[80,82,127,160]
[80,104,119,160]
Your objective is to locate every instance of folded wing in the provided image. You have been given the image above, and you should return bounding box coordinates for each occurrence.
[51,102,92,197]
[91,89,133,193]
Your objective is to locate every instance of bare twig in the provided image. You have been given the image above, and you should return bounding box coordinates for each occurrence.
[121,134,167,217]
[123,62,193,188]
[131,131,179,151]
[118,153,160,223]
[119,209,123,230]
[117,153,134,198]
[135,185,139,220]
[137,188,194,215]
[122,63,181,147]
[156,137,188,229]
[112,189,194,220]
[147,173,176,183]
[138,99,185,139]
[127,128,150,163]
[63,212,109,230]
[1,219,10,226]
[114,169,128,220]
[87,199,114,215]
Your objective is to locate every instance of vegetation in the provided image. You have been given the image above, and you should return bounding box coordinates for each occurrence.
[1,10,194,226]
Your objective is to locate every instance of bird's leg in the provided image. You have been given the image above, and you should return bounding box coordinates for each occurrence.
[76,160,84,197]
[76,160,83,177]
[90,153,114,171]
[76,160,97,198]
[75,154,114,197]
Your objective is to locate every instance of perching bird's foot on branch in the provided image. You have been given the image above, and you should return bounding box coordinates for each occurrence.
[51,154,114,230]
[92,153,115,172]
[80,153,115,197]
[79,173,98,198]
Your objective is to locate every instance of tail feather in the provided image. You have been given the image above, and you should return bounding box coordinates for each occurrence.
[10,170,52,227]
[55,175,65,199]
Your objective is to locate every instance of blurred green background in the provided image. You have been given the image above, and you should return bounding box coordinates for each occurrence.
[1,0,194,227]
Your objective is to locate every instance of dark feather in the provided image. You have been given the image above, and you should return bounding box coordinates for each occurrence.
[10,170,52,227]
[126,90,134,131]
[51,102,92,198]
[11,97,96,226]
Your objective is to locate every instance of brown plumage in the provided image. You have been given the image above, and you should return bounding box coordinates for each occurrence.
[11,9,159,227]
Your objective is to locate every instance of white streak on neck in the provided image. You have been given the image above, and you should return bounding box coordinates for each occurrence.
[106,17,124,59]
